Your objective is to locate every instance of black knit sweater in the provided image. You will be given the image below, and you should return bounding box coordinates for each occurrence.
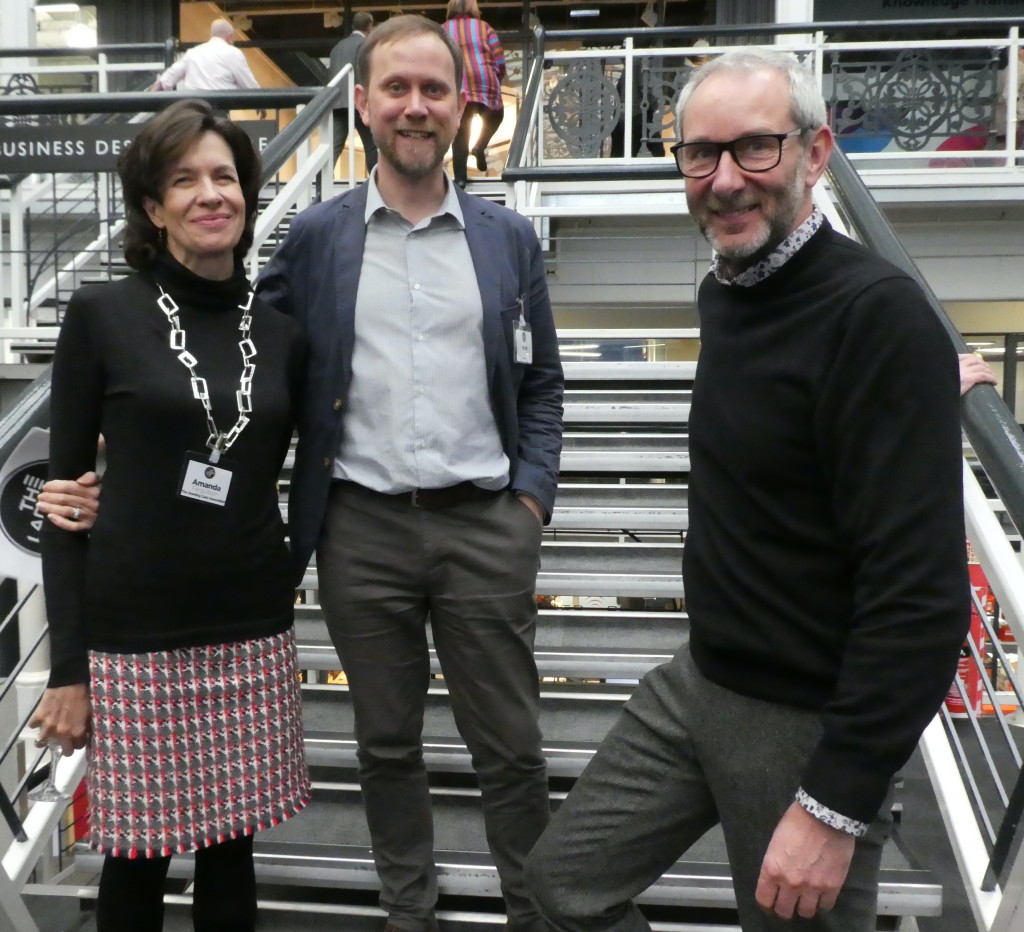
[685,222,971,823]
[42,252,305,687]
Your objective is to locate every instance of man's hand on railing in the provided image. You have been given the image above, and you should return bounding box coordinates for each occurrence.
[959,353,997,396]
[29,684,91,757]
[36,471,101,531]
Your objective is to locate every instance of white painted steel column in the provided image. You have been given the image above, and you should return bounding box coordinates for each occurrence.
[775,0,813,47]
[1,0,34,73]
[15,587,48,753]
[8,189,27,346]
[0,867,39,932]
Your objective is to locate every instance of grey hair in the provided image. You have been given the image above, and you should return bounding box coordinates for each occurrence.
[675,48,827,139]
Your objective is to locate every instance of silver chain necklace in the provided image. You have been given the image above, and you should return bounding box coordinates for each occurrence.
[156,285,256,464]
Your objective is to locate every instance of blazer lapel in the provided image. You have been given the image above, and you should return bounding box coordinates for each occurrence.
[461,190,504,385]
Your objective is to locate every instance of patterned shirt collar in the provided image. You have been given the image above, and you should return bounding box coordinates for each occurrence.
[710,207,824,287]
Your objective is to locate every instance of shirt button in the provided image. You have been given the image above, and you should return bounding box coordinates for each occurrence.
[416,334,424,341]
[323,458,331,470]
[413,283,421,291]
[333,399,343,411]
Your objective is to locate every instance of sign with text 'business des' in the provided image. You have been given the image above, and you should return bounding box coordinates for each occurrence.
[0,121,277,175]
[815,0,1024,19]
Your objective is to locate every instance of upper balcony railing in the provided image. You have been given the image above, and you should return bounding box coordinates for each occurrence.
[505,17,1024,199]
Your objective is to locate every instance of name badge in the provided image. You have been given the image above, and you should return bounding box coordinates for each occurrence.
[180,453,233,506]
[514,316,533,364]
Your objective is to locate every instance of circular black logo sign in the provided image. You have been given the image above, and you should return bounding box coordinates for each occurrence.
[0,459,49,555]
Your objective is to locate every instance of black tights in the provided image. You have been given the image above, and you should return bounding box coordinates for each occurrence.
[96,834,256,932]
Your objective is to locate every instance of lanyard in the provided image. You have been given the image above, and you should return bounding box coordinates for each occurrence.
[157,286,256,464]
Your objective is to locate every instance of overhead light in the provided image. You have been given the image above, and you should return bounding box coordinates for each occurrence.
[570,9,600,17]
[36,2,81,11]
[66,22,96,47]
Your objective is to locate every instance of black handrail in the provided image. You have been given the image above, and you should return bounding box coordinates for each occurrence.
[825,148,1024,537]
[259,83,344,178]
[505,26,547,176]
[0,43,170,59]
[0,88,323,117]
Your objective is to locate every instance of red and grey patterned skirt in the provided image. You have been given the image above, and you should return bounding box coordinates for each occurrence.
[87,628,311,859]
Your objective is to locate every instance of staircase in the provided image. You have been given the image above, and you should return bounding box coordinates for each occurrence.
[56,335,945,931]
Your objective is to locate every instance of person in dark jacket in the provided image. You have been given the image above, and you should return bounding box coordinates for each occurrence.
[329,11,378,173]
[30,99,310,932]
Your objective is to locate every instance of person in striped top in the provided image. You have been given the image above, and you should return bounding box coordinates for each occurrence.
[444,0,507,185]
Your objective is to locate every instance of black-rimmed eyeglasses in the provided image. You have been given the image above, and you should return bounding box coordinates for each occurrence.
[670,129,806,179]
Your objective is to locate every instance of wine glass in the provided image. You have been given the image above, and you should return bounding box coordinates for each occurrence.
[28,742,71,803]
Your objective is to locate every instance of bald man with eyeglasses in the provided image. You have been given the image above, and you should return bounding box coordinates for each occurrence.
[525,47,970,932]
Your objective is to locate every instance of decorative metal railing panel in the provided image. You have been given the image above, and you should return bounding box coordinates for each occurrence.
[535,31,1022,169]
[829,49,1000,152]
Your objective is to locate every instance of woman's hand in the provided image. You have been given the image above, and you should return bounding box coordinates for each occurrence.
[36,471,101,531]
[29,685,91,756]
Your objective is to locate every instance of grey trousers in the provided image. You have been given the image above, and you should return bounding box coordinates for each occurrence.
[318,483,552,932]
[524,644,893,932]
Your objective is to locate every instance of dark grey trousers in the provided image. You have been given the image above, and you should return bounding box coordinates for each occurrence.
[318,483,552,932]
[525,644,893,932]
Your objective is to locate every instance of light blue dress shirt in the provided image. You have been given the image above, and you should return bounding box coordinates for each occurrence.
[333,174,510,493]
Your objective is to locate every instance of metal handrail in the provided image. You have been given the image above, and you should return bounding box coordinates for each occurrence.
[0,42,171,60]
[540,16,1024,42]
[0,88,324,118]
[505,26,546,173]
[825,148,1024,539]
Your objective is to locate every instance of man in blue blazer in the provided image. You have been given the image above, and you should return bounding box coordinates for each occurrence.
[257,15,563,932]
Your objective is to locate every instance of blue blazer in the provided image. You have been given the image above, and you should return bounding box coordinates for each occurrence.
[257,182,565,583]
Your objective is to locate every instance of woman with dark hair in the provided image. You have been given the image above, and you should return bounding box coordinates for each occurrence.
[444,0,506,186]
[29,99,310,932]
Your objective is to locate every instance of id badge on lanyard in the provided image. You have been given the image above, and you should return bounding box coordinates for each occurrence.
[514,297,532,364]
[179,452,234,506]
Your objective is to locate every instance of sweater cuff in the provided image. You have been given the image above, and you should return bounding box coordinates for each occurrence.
[796,787,868,837]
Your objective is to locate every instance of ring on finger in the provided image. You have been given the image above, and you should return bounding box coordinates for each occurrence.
[70,506,81,522]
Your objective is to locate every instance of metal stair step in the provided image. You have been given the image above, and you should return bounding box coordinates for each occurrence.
[283,482,689,531]
[74,791,940,921]
[563,388,690,424]
[301,681,632,750]
[562,360,697,381]
[294,604,688,652]
[297,638,669,680]
[300,541,684,596]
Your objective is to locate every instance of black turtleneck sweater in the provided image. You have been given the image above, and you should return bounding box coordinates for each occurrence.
[684,221,970,824]
[42,253,305,687]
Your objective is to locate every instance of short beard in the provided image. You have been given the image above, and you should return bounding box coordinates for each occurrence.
[698,154,809,278]
[375,134,447,181]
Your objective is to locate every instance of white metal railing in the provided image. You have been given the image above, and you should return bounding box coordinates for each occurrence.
[0,54,166,96]
[512,27,1024,179]
[0,585,87,932]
